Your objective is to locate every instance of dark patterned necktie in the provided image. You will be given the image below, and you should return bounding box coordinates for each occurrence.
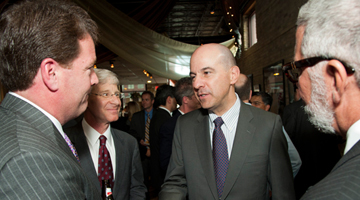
[212,117,229,198]
[98,135,114,190]
[144,113,150,146]
[63,132,80,163]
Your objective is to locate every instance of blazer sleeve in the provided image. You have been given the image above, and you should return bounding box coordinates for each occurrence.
[159,118,187,200]
[269,115,296,200]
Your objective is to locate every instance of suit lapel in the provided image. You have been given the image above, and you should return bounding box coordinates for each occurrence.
[112,129,125,198]
[71,123,101,193]
[194,109,218,199]
[222,103,255,199]
[331,139,360,172]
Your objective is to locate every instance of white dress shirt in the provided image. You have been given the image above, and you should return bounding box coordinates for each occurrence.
[82,119,116,178]
[344,119,360,155]
[209,94,241,159]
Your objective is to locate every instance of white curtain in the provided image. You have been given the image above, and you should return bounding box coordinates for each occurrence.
[74,0,236,80]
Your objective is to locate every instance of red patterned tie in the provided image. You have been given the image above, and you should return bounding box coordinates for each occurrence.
[98,135,114,190]
[212,117,228,198]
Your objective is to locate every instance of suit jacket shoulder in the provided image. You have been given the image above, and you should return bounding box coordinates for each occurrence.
[0,94,100,200]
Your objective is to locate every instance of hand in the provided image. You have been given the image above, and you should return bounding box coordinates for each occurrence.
[140,139,148,146]
[146,148,151,157]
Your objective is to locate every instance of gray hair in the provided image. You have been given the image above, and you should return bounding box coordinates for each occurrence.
[94,68,119,85]
[297,0,360,87]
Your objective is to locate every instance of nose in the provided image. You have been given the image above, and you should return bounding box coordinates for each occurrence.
[192,75,203,90]
[110,94,121,106]
[90,68,99,85]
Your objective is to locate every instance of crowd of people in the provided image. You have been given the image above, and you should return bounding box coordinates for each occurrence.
[1,0,360,199]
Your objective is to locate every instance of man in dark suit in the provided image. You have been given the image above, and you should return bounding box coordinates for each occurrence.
[149,84,177,196]
[282,99,342,199]
[159,44,295,199]
[65,69,146,200]
[129,91,155,194]
[0,1,101,199]
[159,77,201,172]
[285,0,360,198]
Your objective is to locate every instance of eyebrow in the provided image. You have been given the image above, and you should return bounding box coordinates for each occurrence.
[189,66,214,76]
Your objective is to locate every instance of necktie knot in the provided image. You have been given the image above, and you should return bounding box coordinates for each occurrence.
[99,135,107,146]
[214,117,224,128]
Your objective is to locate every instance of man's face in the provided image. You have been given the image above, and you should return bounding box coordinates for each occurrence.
[141,93,154,110]
[190,50,233,115]
[295,26,311,105]
[295,26,335,133]
[87,82,121,124]
[61,34,98,120]
[250,95,269,111]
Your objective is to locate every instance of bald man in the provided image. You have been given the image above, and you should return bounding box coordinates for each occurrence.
[159,44,295,200]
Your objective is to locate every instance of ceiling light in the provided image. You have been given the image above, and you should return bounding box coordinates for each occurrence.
[227,12,229,15]
[110,60,114,68]
[230,29,233,32]
[229,6,232,9]
[231,14,234,17]
[210,11,215,15]
[228,23,231,25]
[94,65,97,69]
[274,73,280,76]
[147,80,152,83]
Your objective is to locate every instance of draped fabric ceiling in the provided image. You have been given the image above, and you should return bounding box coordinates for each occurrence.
[74,0,236,80]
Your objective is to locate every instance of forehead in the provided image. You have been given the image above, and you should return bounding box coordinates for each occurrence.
[94,82,118,91]
[142,93,151,99]
[251,95,263,102]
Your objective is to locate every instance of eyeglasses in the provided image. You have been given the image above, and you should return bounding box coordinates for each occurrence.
[91,92,120,98]
[282,56,355,83]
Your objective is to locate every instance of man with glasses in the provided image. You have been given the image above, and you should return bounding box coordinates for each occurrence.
[65,69,146,200]
[284,0,360,198]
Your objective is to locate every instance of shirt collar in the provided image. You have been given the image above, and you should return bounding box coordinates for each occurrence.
[209,94,241,131]
[344,119,360,154]
[159,106,172,116]
[82,118,113,147]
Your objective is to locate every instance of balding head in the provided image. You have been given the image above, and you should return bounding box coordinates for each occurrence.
[191,43,236,71]
[190,43,240,116]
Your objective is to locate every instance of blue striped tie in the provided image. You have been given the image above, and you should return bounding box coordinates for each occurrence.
[212,117,228,198]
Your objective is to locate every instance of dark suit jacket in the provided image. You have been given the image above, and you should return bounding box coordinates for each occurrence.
[159,102,295,200]
[0,93,101,199]
[149,108,172,189]
[301,139,360,199]
[282,100,342,199]
[159,109,182,171]
[129,109,156,160]
[65,122,146,200]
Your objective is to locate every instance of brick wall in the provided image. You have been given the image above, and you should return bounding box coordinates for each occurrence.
[237,0,307,106]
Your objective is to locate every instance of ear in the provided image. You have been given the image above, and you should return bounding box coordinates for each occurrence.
[327,59,348,104]
[265,104,271,112]
[230,66,240,85]
[182,96,189,104]
[40,58,60,92]
[166,96,172,104]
